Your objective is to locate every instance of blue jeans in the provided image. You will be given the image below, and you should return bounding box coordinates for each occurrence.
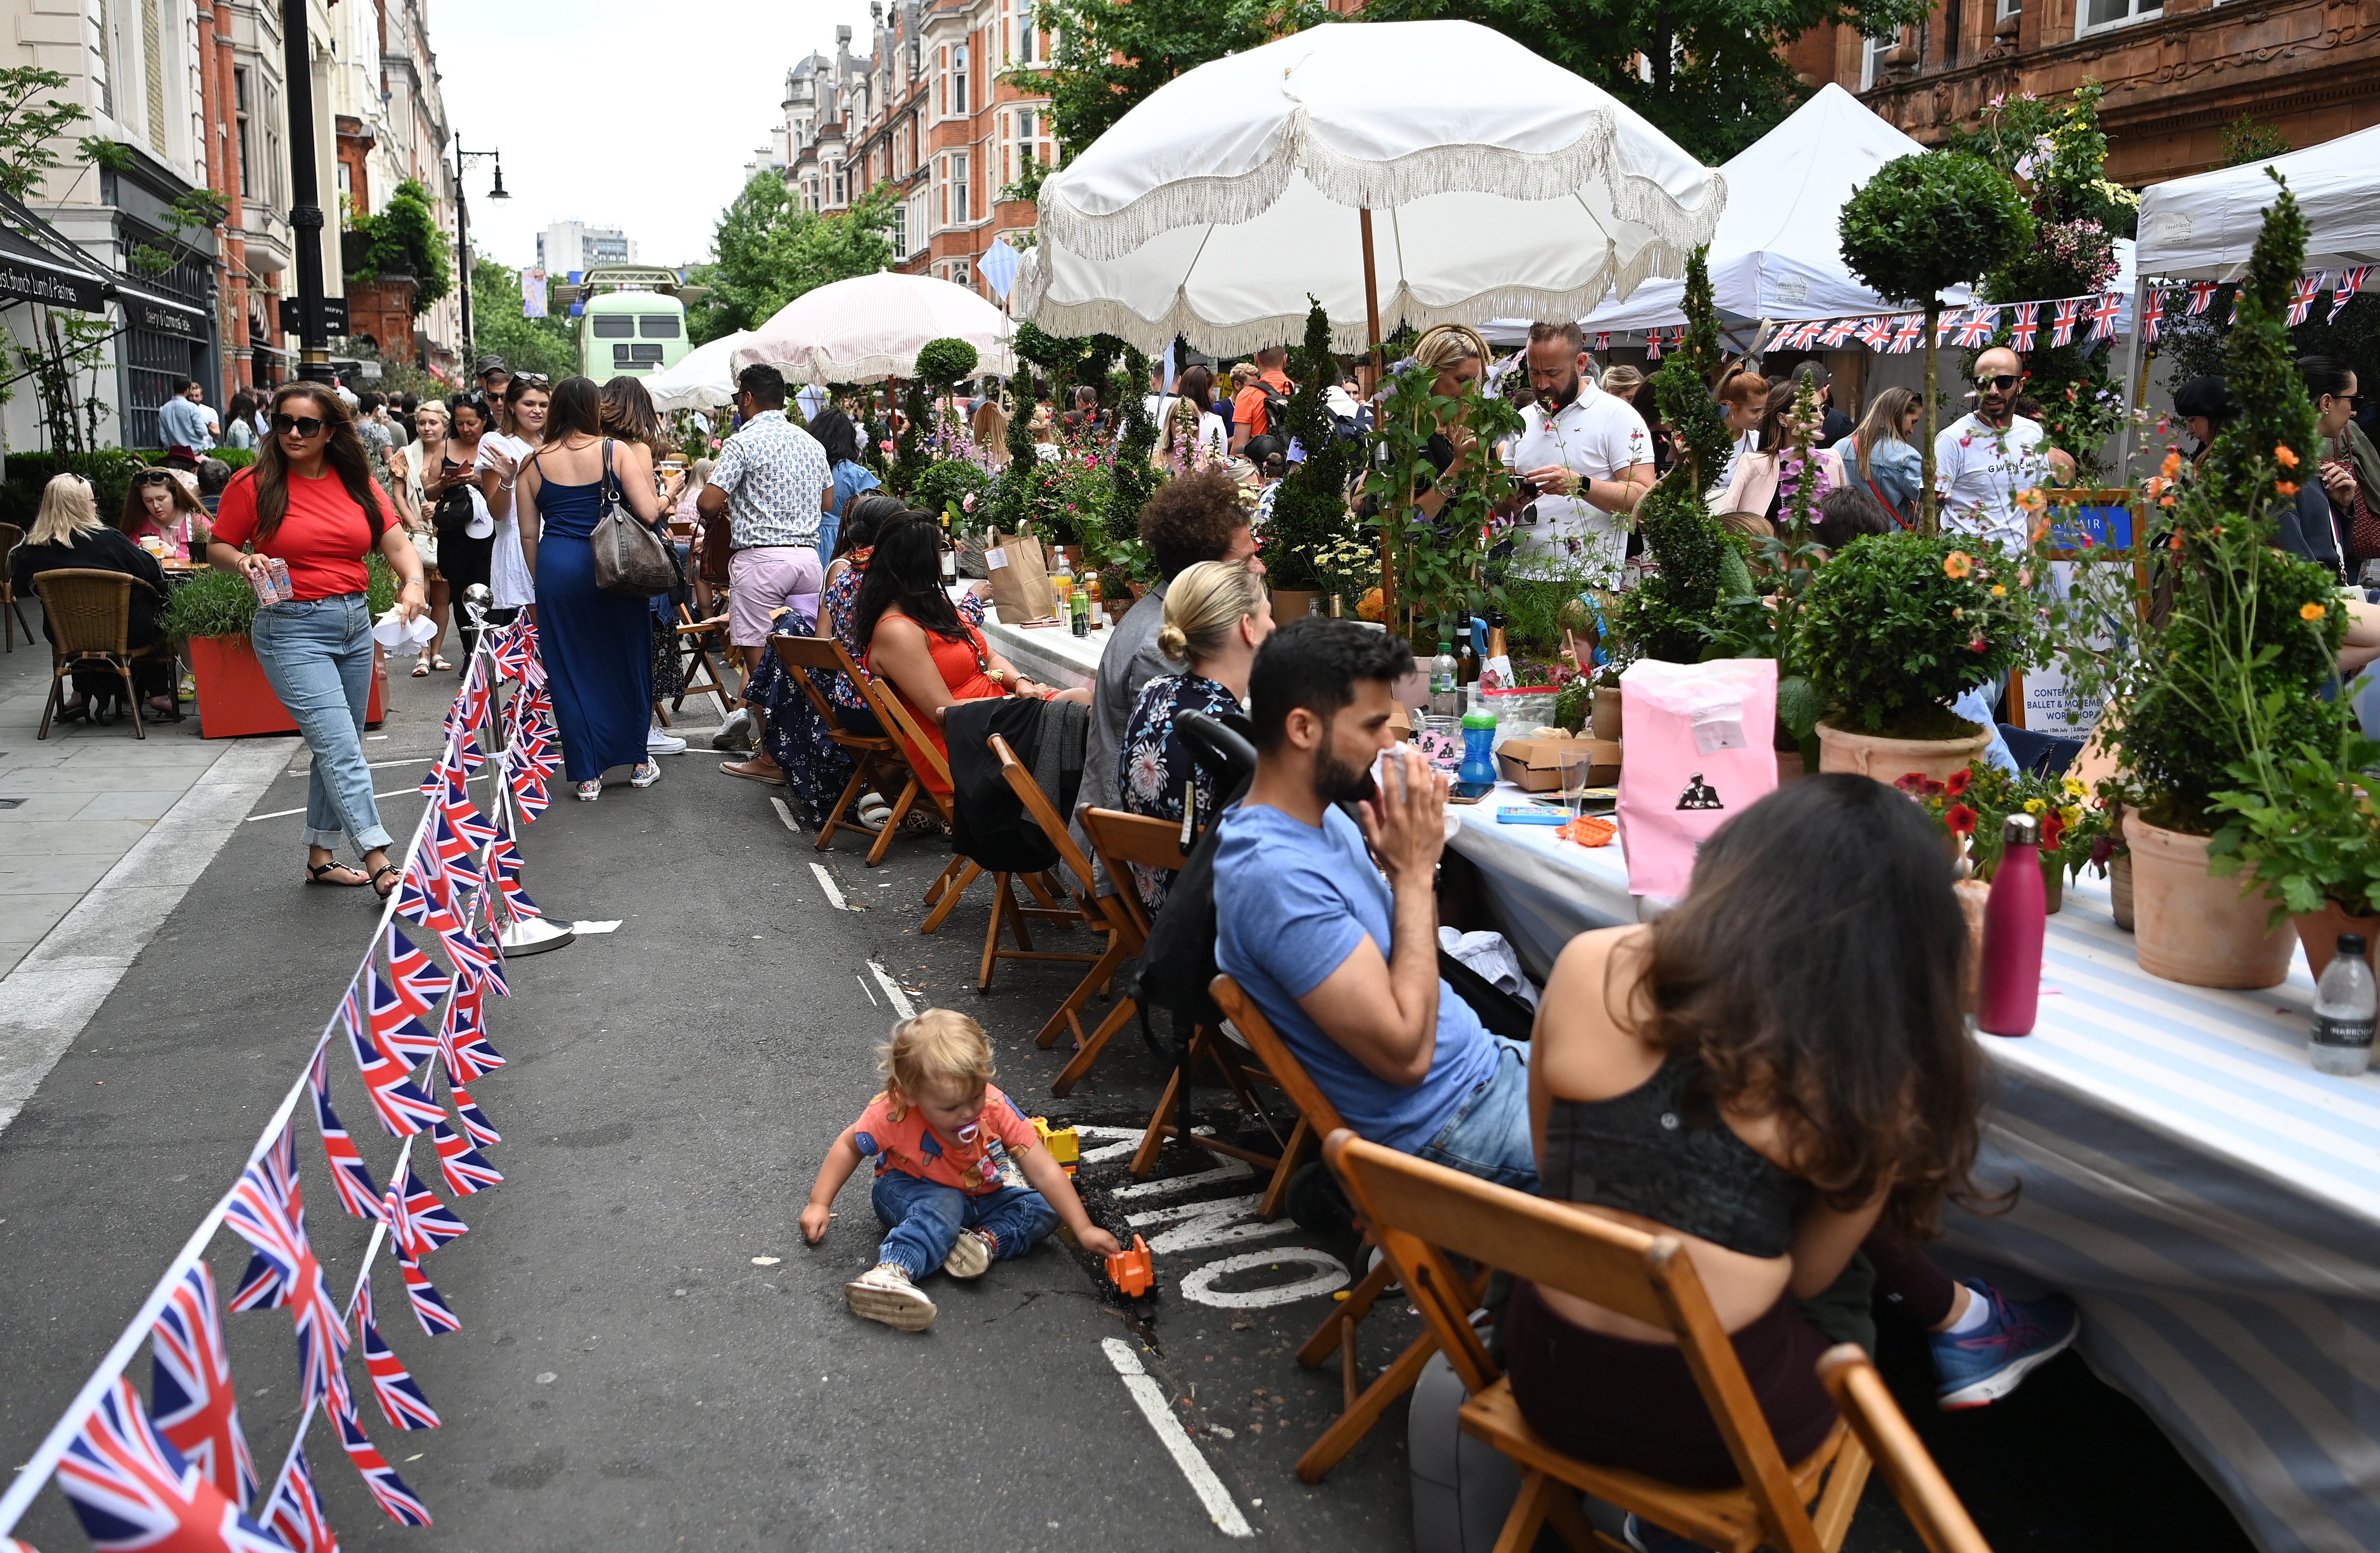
[870,1169,1058,1280]
[1417,1035,1539,1192]
[248,591,392,854]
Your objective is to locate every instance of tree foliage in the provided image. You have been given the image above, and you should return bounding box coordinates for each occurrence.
[470,256,576,381]
[686,174,897,346]
[1017,0,1337,158]
[1265,300,1359,589]
[343,178,453,312]
[0,66,94,199]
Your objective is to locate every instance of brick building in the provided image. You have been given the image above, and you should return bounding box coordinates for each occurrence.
[1790,0,2380,185]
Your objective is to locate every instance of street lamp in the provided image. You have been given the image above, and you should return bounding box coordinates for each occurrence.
[452,135,509,371]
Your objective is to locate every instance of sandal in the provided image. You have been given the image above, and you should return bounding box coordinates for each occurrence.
[306,860,370,888]
[431,656,453,672]
[411,660,432,677]
[368,864,401,899]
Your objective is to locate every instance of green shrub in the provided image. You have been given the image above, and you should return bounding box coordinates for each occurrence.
[1794,531,2031,738]
[914,337,979,390]
[1,448,149,530]
[912,458,990,524]
[162,565,257,639]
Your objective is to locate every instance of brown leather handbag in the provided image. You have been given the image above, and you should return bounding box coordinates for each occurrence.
[697,507,733,586]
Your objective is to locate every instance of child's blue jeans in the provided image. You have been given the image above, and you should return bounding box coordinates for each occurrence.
[871,1169,1057,1280]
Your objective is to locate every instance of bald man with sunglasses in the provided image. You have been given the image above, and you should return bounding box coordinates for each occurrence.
[1934,346,2075,548]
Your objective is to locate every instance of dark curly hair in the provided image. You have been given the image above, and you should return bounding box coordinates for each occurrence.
[1136,465,1248,581]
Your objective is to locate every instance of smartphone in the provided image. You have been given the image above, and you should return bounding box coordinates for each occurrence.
[1450,781,1495,803]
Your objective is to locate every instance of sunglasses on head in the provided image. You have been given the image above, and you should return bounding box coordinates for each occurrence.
[133,470,178,487]
[513,373,550,389]
[1976,374,2021,392]
[271,413,326,437]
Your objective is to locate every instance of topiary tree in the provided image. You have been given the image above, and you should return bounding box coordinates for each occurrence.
[1839,150,2034,532]
[1265,299,1358,590]
[1105,344,1161,547]
[914,337,979,392]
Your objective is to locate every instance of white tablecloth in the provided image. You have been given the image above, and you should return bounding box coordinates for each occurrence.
[1448,785,2380,1553]
[982,609,1109,692]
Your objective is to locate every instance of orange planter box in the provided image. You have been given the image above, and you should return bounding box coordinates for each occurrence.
[188,633,384,739]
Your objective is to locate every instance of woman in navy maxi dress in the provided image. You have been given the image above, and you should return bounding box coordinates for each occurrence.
[518,378,660,798]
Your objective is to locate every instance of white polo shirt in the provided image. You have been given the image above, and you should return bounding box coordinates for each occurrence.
[1935,413,2051,550]
[1503,382,1652,574]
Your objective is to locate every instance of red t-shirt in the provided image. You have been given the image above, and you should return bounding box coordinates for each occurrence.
[851,1082,1040,1195]
[212,467,396,600]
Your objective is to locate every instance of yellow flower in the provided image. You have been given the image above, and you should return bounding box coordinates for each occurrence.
[2061,805,2084,830]
[1944,551,1974,579]
[1992,584,2007,596]
[2302,601,2329,621]
[2023,797,2047,814]
[2063,776,2087,797]
[2276,444,2301,469]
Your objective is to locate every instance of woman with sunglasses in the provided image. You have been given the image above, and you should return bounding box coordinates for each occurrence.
[120,467,211,558]
[208,385,429,895]
[476,373,551,631]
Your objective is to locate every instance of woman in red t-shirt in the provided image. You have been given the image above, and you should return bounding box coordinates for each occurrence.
[210,384,428,896]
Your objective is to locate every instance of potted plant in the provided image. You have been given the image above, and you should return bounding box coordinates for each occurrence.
[165,561,389,738]
[1902,766,2112,913]
[1263,300,1360,621]
[1794,531,2029,782]
[2210,739,2380,980]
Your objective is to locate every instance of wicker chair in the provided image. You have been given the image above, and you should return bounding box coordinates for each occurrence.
[0,522,27,652]
[32,568,172,740]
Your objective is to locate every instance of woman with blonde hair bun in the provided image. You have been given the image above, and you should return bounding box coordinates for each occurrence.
[1405,323,1493,521]
[1114,559,1276,911]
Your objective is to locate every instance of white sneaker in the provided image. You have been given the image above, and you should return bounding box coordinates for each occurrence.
[646,729,689,755]
[711,708,755,751]
[575,779,602,802]
[942,1228,996,1280]
[629,760,661,788]
[845,1263,937,1330]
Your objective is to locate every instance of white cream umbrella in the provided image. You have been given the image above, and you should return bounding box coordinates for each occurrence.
[730,270,1017,385]
[641,329,757,412]
[1013,19,1725,358]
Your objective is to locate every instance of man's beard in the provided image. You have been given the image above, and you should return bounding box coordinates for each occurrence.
[1540,370,1582,412]
[1313,726,1377,805]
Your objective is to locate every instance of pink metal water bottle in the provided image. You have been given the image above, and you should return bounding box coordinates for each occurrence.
[1977,813,2046,1036]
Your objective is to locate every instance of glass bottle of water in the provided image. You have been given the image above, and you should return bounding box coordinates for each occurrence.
[1429,641,1459,718]
[2312,934,2376,1076]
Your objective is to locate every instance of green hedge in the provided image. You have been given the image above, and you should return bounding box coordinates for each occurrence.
[1,447,256,533]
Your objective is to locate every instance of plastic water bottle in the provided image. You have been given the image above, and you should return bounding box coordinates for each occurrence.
[1429,641,1459,718]
[1977,814,2046,1036]
[1459,709,1498,788]
[2311,934,2376,1076]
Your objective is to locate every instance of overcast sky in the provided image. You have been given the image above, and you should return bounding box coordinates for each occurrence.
[428,0,880,271]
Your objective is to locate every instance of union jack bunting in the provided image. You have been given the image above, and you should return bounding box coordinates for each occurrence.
[430,814,485,897]
[369,972,441,1065]
[431,1116,502,1196]
[223,1128,348,1405]
[344,987,444,1137]
[381,1188,461,1336]
[1956,307,2001,348]
[440,915,506,998]
[2331,265,2371,324]
[308,1051,384,1224]
[417,751,465,800]
[1887,316,1922,354]
[385,928,454,1022]
[2186,280,2219,316]
[265,1447,340,1553]
[2009,303,2040,353]
[442,793,500,851]
[1643,330,1661,361]
[1855,317,1893,350]
[2087,291,2124,342]
[356,1278,441,1431]
[439,980,504,1083]
[396,1164,468,1253]
[331,1388,432,1526]
[393,864,462,939]
[1790,320,1827,350]
[1935,310,1964,347]
[2140,289,2166,344]
[1592,332,1610,352]
[510,771,551,823]
[2287,272,2326,326]
[1820,318,1859,348]
[448,733,488,776]
[2050,298,2082,347]
[449,1079,501,1149]
[149,1263,257,1506]
[57,1378,287,1553]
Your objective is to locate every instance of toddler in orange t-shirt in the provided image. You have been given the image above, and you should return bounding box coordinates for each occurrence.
[802,1009,1119,1331]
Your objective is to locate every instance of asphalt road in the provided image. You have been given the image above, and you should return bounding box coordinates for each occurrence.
[0,665,2254,1552]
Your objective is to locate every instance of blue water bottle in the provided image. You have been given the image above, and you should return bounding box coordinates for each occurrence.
[1460,709,1498,788]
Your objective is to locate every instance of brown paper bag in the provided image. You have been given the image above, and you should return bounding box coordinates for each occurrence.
[986,530,1055,622]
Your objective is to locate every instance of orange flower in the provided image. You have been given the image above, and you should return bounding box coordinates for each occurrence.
[2160,449,2183,480]
[2015,487,2048,514]
[2302,601,2329,621]
[2143,475,2167,499]
[2276,445,2301,468]
[2169,531,2185,551]
[1944,551,1974,579]
[2278,481,2301,496]
[1992,584,2008,596]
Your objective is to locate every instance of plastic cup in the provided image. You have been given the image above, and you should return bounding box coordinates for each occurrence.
[1557,747,1597,818]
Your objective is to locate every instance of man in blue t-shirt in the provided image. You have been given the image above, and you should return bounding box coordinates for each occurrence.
[1214,619,1534,1188]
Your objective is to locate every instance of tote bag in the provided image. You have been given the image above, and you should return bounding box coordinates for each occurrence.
[588,440,679,597]
[1616,658,1778,900]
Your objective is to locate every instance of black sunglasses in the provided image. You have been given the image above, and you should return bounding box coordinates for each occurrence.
[2328,392,2363,408]
[133,470,178,487]
[271,413,326,437]
[1975,374,2021,392]
[512,373,550,388]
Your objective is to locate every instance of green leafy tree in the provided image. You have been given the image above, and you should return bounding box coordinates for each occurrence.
[1105,343,1161,544]
[470,255,576,381]
[1265,300,1357,590]
[0,66,95,198]
[1017,0,1336,159]
[2220,114,2292,170]
[685,174,897,346]
[342,177,453,312]
[1838,150,2033,530]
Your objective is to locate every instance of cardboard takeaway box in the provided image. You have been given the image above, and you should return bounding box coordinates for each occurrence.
[1494,736,1621,791]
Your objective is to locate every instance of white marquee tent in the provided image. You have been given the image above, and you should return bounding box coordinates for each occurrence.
[2135,122,2380,280]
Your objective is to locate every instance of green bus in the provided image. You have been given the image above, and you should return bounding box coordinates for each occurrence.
[562,265,693,380]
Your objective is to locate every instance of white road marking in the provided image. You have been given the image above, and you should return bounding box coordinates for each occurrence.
[1108,1158,1254,1199]
[809,863,848,911]
[248,771,490,821]
[770,796,801,833]
[570,921,621,935]
[857,975,878,1007]
[1073,1125,1147,1164]
[1099,1338,1254,1538]
[1124,1193,1295,1255]
[867,962,915,1019]
[1177,1248,1350,1310]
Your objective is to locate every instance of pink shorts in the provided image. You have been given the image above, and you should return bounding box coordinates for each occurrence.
[728,546,823,647]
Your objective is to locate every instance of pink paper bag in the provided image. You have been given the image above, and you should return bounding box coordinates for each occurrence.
[1617,658,1779,899]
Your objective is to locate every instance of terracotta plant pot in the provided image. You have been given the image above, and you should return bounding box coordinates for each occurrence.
[2124,813,2295,988]
[188,633,385,739]
[1815,717,1993,786]
[1590,683,1624,743]
[2293,902,2380,982]
[2109,851,2135,931]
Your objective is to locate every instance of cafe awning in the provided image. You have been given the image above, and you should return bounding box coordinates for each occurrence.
[0,221,110,313]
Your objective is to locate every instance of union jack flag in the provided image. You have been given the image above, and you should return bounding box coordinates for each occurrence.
[1643,330,1661,361]
[356,1277,441,1431]
[264,1447,340,1553]
[2228,290,2242,324]
[1935,310,1965,347]
[2186,280,2219,316]
[2287,272,2326,326]
[344,985,443,1137]
[1956,307,2001,348]
[1855,317,1893,350]
[308,1051,384,1224]
[331,1387,431,1526]
[1793,320,1829,350]
[2009,303,2040,353]
[2087,291,2124,342]
[149,1263,256,1507]
[2050,298,2082,347]
[450,1080,501,1149]
[224,1128,348,1405]
[430,814,485,897]
[381,1187,461,1336]
[395,1164,468,1254]
[391,863,456,937]
[431,1116,502,1196]
[438,980,504,1083]
[440,915,505,998]
[57,1378,287,1553]
[443,793,500,851]
[2141,289,2166,344]
[1888,316,1922,354]
[511,773,551,823]
[1592,332,1610,352]
[2331,265,2371,324]
[384,928,454,1023]
[369,972,440,1065]
[1820,318,1858,348]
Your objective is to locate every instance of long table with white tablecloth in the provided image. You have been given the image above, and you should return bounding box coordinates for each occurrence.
[1448,786,2380,1553]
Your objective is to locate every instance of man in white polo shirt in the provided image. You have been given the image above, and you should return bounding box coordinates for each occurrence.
[1934,346,2074,549]
[1504,322,1655,577]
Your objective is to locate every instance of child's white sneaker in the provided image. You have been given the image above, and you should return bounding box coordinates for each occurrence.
[942,1228,997,1280]
[845,1263,936,1331]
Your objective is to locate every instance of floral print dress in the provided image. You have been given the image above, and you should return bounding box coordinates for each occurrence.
[1118,669,1243,915]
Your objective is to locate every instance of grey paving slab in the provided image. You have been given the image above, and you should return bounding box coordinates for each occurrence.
[65,790,193,823]
[0,821,161,856]
[0,856,116,893]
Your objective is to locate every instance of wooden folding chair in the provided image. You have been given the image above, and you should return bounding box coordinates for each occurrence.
[839,655,965,877]
[1817,1347,1991,1553]
[770,634,921,859]
[1324,1130,1874,1553]
[34,570,170,740]
[975,732,1114,994]
[672,603,737,722]
[1045,806,1186,1097]
[1203,974,1462,1483]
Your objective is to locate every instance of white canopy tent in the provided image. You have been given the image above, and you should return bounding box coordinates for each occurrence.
[731,271,1017,385]
[1013,20,1724,357]
[640,329,757,412]
[2135,123,2380,280]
